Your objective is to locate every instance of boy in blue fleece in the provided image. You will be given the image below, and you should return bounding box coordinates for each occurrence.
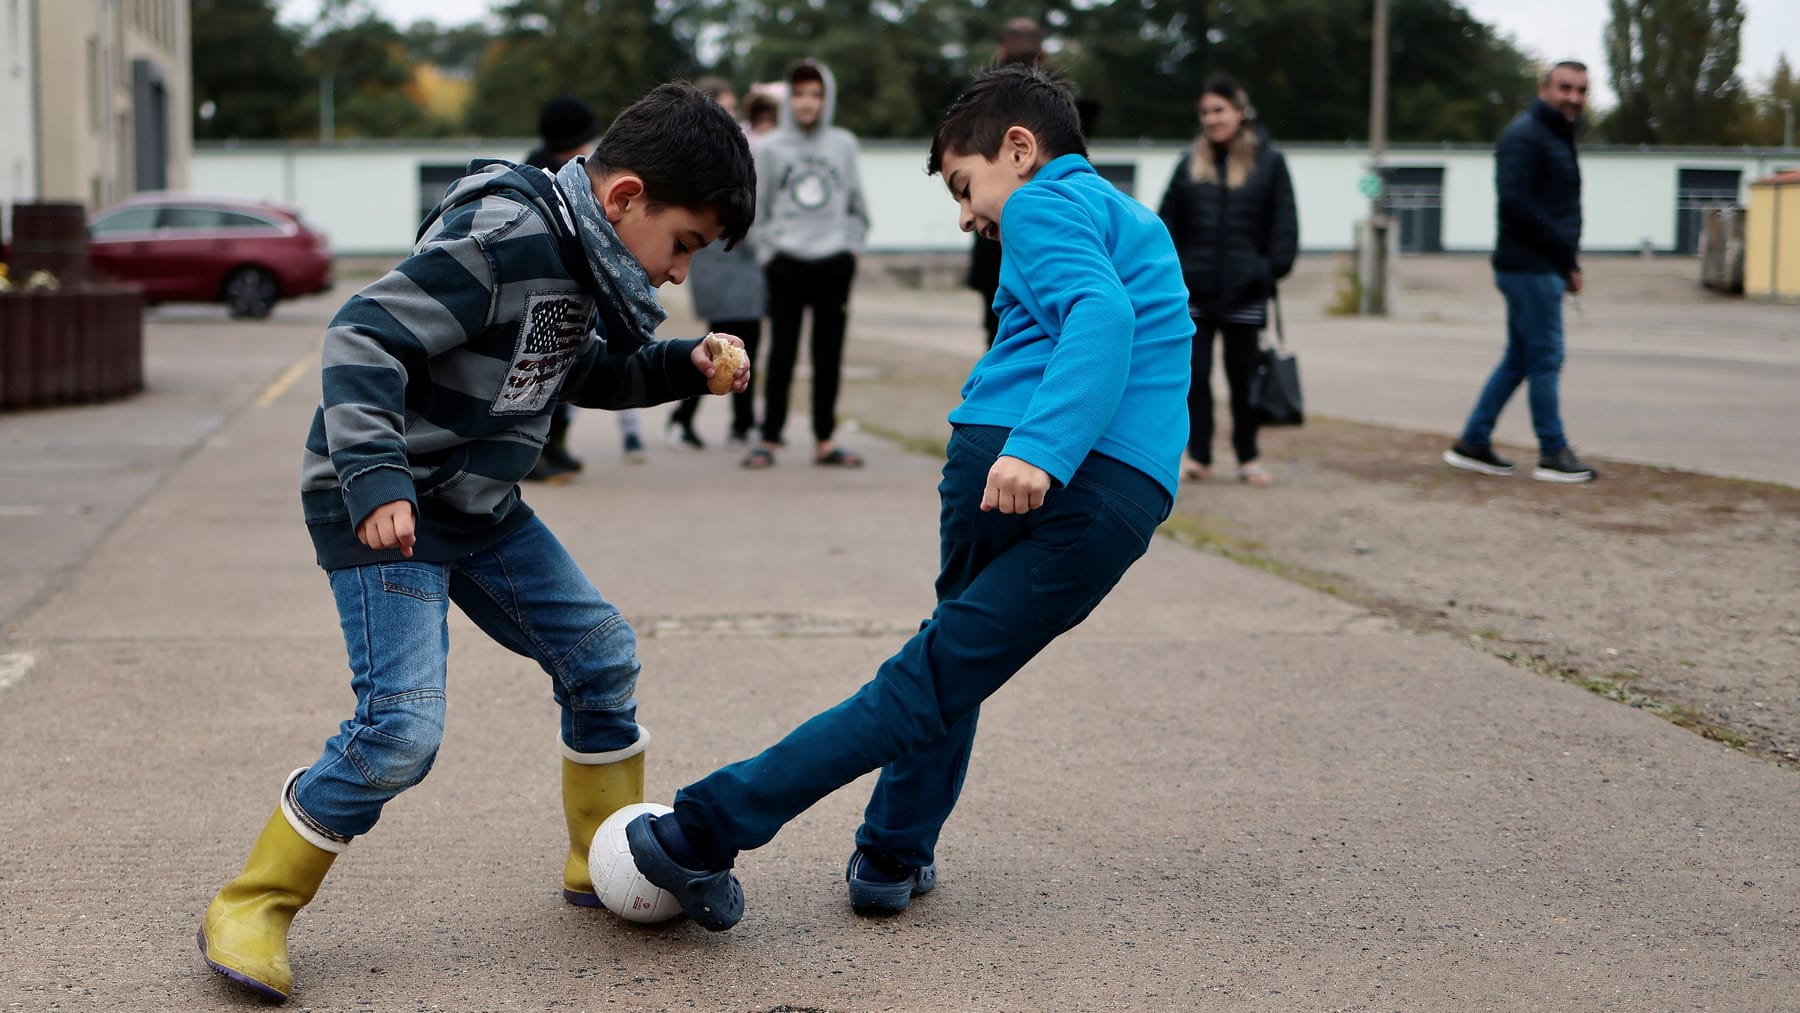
[627,64,1194,930]
[197,83,755,1001]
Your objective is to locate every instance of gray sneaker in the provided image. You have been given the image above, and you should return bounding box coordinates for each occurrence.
[1533,446,1597,483]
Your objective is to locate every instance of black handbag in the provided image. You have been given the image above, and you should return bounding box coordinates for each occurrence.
[1248,295,1303,427]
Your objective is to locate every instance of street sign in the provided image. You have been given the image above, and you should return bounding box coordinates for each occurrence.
[1358,172,1383,199]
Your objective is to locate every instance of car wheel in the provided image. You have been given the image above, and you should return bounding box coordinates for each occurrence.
[224,267,279,319]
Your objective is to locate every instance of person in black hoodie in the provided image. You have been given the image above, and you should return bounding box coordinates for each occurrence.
[1157,75,1297,486]
[1443,61,1598,483]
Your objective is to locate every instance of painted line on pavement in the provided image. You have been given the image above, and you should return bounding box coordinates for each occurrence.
[0,652,36,690]
[255,350,315,408]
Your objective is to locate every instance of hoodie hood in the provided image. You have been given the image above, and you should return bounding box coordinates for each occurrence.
[778,60,838,135]
[421,159,573,247]
[751,60,868,263]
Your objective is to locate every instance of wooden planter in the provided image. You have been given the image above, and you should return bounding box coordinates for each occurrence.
[0,286,145,410]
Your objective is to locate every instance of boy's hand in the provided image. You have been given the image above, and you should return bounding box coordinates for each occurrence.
[693,333,751,394]
[357,500,416,557]
[982,456,1051,514]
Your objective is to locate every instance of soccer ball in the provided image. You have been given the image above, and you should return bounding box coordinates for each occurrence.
[590,802,683,924]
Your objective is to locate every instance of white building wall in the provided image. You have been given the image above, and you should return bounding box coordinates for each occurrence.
[0,0,38,239]
[192,140,1800,258]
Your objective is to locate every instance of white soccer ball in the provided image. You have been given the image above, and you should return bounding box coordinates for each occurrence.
[589,802,683,924]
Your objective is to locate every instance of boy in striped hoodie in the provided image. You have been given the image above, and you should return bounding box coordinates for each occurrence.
[197,83,755,1002]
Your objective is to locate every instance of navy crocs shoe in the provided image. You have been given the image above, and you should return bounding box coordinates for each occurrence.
[624,813,744,931]
[845,849,937,915]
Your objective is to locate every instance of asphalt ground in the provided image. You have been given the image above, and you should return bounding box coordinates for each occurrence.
[0,255,1795,1011]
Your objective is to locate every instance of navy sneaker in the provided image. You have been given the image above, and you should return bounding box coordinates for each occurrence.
[1443,440,1515,476]
[845,849,937,916]
[623,813,743,931]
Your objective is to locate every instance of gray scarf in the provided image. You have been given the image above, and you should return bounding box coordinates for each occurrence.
[555,157,668,344]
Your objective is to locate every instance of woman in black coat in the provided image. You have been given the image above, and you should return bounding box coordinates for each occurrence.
[1157,75,1298,485]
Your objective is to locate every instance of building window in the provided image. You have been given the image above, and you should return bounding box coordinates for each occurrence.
[88,37,101,132]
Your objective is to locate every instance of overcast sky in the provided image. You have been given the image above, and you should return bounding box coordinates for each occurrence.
[279,0,1796,109]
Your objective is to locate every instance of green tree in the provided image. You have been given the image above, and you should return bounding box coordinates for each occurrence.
[1050,0,1531,142]
[1739,54,1795,147]
[295,0,444,139]
[400,18,494,77]
[1605,0,1747,144]
[464,0,697,137]
[190,0,310,140]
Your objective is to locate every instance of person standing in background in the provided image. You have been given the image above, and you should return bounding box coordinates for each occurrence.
[667,77,768,450]
[1156,75,1297,487]
[965,18,1044,349]
[742,59,869,470]
[1443,61,1597,483]
[521,95,601,482]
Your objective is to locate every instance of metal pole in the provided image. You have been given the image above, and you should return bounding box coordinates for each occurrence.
[1361,0,1391,315]
[320,75,334,144]
[1784,100,1794,151]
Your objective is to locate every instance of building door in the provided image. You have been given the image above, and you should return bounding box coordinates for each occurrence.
[1676,168,1742,255]
[1382,166,1444,253]
[131,60,169,192]
[419,165,468,229]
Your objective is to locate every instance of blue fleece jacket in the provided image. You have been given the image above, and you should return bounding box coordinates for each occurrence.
[948,154,1194,497]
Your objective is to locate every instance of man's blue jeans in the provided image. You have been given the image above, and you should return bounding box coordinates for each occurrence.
[671,424,1171,870]
[289,515,642,844]
[1459,270,1569,456]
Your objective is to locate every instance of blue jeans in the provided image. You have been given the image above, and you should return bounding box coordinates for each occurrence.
[671,424,1171,870]
[1460,271,1568,456]
[289,516,642,843]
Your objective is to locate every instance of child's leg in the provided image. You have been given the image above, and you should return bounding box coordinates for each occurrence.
[712,316,762,439]
[760,259,807,449]
[201,562,451,998]
[668,428,1170,871]
[447,516,647,904]
[854,429,1020,871]
[807,253,856,446]
[449,516,643,756]
[289,562,455,843]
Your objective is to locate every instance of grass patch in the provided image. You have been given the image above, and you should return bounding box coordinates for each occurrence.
[1325,254,1363,317]
[851,419,949,460]
[1159,512,1348,599]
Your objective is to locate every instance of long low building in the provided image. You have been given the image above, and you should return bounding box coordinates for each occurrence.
[190,138,1800,259]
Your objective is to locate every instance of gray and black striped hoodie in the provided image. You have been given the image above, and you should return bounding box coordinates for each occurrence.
[300,159,708,570]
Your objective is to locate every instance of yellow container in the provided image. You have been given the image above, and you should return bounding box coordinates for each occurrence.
[1744,170,1800,301]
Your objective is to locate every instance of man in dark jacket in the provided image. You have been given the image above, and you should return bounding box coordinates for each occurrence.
[1444,61,1598,483]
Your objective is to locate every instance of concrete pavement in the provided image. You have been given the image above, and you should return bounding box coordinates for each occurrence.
[1,262,1796,1011]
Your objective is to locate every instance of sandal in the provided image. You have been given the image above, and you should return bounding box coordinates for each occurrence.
[814,448,864,468]
[740,447,775,470]
[1181,456,1212,482]
[1237,462,1273,486]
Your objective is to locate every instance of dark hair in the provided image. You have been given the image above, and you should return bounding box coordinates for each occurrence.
[1543,60,1588,85]
[1202,74,1248,110]
[538,95,599,152]
[693,76,734,101]
[789,60,825,88]
[590,82,757,249]
[927,64,1085,176]
[745,92,779,127]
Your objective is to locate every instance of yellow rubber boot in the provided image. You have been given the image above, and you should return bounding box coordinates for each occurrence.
[561,731,649,907]
[198,771,344,1001]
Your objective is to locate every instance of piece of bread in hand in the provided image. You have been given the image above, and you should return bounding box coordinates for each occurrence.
[706,333,747,395]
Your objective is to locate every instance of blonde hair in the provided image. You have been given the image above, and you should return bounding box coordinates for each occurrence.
[1189,80,1260,190]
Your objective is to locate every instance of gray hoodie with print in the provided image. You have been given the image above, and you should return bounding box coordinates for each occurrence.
[749,61,869,266]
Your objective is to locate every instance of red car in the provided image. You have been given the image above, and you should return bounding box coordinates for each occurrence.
[88,193,333,318]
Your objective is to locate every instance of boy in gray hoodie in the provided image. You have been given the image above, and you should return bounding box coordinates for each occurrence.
[743,59,870,469]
